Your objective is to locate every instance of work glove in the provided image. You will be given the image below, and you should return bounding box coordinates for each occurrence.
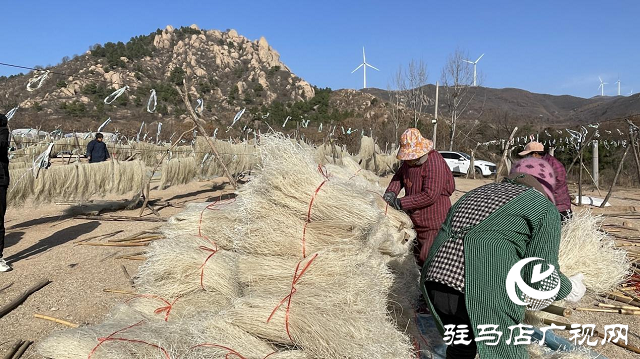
[565,273,586,302]
[383,192,396,203]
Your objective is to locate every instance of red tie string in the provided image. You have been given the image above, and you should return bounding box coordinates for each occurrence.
[125,294,180,322]
[196,198,235,288]
[199,242,219,290]
[88,321,170,359]
[302,181,327,258]
[267,253,318,343]
[348,168,362,181]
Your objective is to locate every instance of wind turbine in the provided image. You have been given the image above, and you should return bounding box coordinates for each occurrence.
[598,76,608,96]
[351,47,379,89]
[463,53,484,86]
[615,77,621,96]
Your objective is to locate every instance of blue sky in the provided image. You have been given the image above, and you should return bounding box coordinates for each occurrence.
[0,0,638,98]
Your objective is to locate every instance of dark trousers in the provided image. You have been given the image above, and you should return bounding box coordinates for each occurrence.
[426,281,477,359]
[0,186,6,258]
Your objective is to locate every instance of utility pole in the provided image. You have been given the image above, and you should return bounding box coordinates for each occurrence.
[432,82,439,149]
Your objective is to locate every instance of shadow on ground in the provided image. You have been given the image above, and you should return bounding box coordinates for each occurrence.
[6,221,100,264]
[3,231,25,250]
[7,214,72,230]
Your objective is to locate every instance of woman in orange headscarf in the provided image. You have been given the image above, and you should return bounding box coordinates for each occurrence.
[384,128,455,266]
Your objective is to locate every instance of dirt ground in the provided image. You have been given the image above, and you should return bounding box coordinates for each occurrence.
[1,175,640,358]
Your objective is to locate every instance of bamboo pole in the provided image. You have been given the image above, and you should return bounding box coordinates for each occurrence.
[495,127,518,182]
[598,303,640,310]
[541,317,640,354]
[175,81,237,189]
[576,307,640,315]
[540,304,572,317]
[601,145,631,208]
[34,314,79,328]
[600,293,640,307]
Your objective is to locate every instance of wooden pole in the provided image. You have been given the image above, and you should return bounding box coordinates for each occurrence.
[0,280,51,318]
[567,130,598,174]
[3,340,22,359]
[138,126,195,216]
[593,140,599,189]
[12,340,33,359]
[175,82,237,189]
[432,81,439,149]
[495,127,518,182]
[628,125,640,184]
[578,137,583,206]
[601,145,630,208]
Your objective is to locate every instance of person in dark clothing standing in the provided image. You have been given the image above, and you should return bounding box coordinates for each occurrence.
[86,133,110,163]
[0,114,11,272]
[384,128,455,266]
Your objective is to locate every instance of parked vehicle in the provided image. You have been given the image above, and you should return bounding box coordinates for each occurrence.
[438,151,497,177]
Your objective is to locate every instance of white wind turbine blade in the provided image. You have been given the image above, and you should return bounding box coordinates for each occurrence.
[463,60,474,64]
[351,63,364,73]
[475,53,485,63]
[366,63,380,71]
[599,76,603,83]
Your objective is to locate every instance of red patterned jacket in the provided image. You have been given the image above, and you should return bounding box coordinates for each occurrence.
[543,153,572,212]
[385,150,455,230]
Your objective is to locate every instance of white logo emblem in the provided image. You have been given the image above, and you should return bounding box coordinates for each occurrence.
[506,257,561,310]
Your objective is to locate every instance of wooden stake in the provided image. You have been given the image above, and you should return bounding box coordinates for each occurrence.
[601,145,631,208]
[176,81,237,189]
[626,119,640,184]
[3,340,22,359]
[33,314,79,328]
[74,230,125,244]
[12,340,33,359]
[77,242,148,247]
[117,255,146,261]
[103,289,136,295]
[0,280,51,319]
[138,126,195,217]
[121,265,134,287]
[578,136,583,206]
[495,127,518,182]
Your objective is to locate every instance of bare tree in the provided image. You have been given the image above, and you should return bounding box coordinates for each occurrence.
[387,59,429,143]
[441,49,476,151]
[387,67,407,145]
[406,59,429,128]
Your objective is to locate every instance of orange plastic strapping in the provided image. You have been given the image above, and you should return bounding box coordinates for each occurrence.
[88,320,170,359]
[267,253,319,343]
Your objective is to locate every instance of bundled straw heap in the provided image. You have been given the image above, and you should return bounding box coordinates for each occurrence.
[159,157,197,190]
[39,134,422,359]
[7,160,147,206]
[557,210,630,294]
[195,137,257,180]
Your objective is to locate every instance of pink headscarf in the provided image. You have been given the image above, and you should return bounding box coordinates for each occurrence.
[510,157,557,203]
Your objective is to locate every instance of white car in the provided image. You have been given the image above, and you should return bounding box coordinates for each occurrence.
[439,151,497,177]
